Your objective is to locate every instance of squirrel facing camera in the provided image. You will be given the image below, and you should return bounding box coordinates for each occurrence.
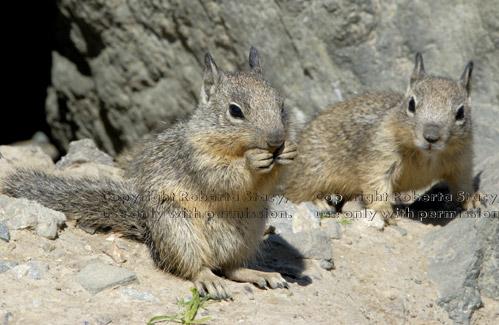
[284,52,481,225]
[405,52,474,153]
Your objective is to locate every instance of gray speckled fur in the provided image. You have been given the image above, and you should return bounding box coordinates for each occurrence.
[2,48,294,291]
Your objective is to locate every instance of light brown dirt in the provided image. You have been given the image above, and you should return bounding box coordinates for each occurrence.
[3,216,496,324]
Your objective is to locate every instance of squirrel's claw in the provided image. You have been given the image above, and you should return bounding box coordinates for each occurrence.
[224,267,289,292]
[462,191,483,211]
[193,268,233,301]
[245,148,275,174]
[252,273,289,290]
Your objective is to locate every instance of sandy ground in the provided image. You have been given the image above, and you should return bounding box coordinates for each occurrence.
[1,217,498,325]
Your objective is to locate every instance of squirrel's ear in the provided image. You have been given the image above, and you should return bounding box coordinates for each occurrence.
[410,52,425,86]
[201,52,220,104]
[249,46,261,73]
[460,61,473,96]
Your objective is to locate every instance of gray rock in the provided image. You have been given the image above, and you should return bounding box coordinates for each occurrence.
[0,195,66,240]
[8,264,31,280]
[0,262,19,274]
[243,284,255,300]
[55,139,113,170]
[0,222,9,242]
[32,298,42,308]
[319,259,335,270]
[76,263,139,295]
[268,229,333,260]
[41,242,56,252]
[0,307,13,325]
[122,287,159,303]
[475,152,499,211]
[476,215,499,301]
[267,200,321,235]
[473,152,499,301]
[95,317,112,325]
[26,261,50,280]
[266,201,333,261]
[419,216,498,323]
[391,226,408,237]
[46,1,499,156]
[6,261,48,280]
[0,145,54,170]
[321,218,342,239]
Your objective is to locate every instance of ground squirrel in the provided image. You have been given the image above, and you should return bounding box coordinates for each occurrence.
[1,47,298,299]
[284,53,481,224]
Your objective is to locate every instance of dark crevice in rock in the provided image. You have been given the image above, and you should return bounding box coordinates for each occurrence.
[98,107,123,155]
[53,8,92,76]
[55,94,78,143]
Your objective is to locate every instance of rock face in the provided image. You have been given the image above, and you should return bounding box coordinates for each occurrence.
[418,150,499,324]
[47,0,499,155]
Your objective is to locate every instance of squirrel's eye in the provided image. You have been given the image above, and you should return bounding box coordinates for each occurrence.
[229,104,244,119]
[408,97,416,113]
[456,105,465,120]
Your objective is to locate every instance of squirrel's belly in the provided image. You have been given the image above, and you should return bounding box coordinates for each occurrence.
[203,216,266,268]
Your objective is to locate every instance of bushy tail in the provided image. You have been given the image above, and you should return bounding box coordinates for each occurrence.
[1,168,147,241]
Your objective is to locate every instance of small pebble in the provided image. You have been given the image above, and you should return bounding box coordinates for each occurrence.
[32,298,42,308]
[122,287,159,302]
[0,261,19,274]
[244,284,254,300]
[319,259,335,270]
[0,222,10,242]
[95,317,112,325]
[42,242,56,252]
[78,224,96,235]
[27,261,49,280]
[392,225,408,236]
[52,252,65,259]
[0,307,13,324]
[8,264,30,279]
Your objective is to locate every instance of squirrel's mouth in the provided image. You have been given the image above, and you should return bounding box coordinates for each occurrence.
[417,142,446,153]
[414,137,447,152]
[271,143,285,158]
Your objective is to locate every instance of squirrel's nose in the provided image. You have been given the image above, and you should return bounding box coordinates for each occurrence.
[423,125,441,144]
[267,129,284,150]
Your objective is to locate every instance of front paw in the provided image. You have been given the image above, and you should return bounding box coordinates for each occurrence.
[224,268,289,290]
[252,271,290,290]
[461,191,484,211]
[245,148,275,174]
[274,141,297,165]
[193,268,232,301]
